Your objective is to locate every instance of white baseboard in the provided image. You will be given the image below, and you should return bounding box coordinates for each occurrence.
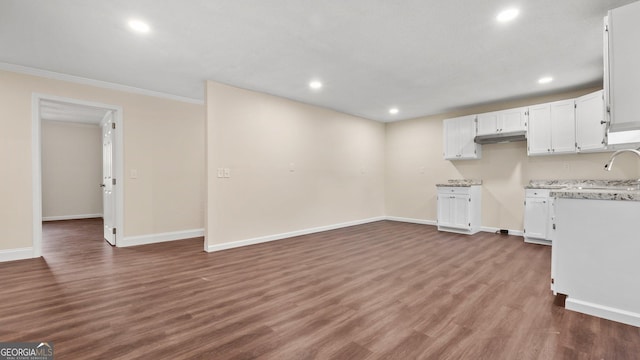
[0,247,35,263]
[120,228,204,247]
[565,297,640,328]
[207,216,386,253]
[383,218,523,237]
[384,216,437,226]
[42,214,103,221]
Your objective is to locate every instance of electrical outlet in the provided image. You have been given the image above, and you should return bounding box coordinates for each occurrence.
[217,168,224,178]
[223,168,230,178]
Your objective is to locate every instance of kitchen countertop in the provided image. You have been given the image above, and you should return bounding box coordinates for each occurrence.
[436,179,482,187]
[526,179,640,201]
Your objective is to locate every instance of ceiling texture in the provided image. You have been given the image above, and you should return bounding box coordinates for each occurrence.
[0,0,637,122]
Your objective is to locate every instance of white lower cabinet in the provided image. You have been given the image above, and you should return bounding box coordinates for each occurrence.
[437,186,481,235]
[523,189,553,245]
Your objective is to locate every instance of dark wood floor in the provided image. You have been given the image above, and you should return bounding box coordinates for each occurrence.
[1,219,639,359]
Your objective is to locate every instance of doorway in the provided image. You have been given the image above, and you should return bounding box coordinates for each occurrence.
[32,94,123,257]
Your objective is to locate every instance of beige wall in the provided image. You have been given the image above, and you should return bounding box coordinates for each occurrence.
[206,81,385,246]
[385,87,640,231]
[0,69,205,252]
[42,121,102,219]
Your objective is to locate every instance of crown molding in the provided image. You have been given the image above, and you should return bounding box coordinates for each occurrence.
[0,62,204,105]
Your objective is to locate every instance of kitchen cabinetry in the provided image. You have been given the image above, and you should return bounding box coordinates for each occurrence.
[552,196,640,327]
[443,115,481,160]
[523,189,552,245]
[437,186,481,235]
[476,107,528,136]
[575,90,606,152]
[527,100,575,155]
[605,1,640,134]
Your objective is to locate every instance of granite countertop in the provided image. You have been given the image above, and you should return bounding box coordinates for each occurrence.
[526,179,640,201]
[436,179,482,187]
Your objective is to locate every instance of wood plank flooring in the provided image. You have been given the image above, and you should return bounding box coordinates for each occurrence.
[1,219,639,359]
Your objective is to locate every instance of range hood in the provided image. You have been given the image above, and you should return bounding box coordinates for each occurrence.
[474,131,527,144]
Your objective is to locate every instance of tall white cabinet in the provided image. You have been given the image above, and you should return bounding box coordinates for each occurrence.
[605,1,640,133]
[437,185,482,235]
[443,115,481,160]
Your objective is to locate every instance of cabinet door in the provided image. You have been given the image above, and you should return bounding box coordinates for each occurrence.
[528,104,552,155]
[458,115,479,159]
[477,112,499,136]
[443,118,460,160]
[550,100,576,154]
[524,198,549,239]
[451,195,471,229]
[443,115,480,160]
[576,90,606,152]
[607,1,640,133]
[437,194,454,227]
[499,107,528,133]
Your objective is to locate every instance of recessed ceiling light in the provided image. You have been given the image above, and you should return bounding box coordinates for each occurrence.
[496,8,519,22]
[538,76,553,84]
[128,19,150,33]
[309,80,323,90]
[389,107,399,115]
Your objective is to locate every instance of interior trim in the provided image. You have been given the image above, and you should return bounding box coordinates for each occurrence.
[207,217,386,253]
[566,297,640,328]
[0,247,35,263]
[121,228,205,247]
[1,62,204,105]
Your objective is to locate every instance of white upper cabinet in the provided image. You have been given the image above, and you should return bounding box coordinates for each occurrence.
[443,115,481,160]
[527,100,575,156]
[575,90,606,152]
[605,1,640,133]
[477,107,528,136]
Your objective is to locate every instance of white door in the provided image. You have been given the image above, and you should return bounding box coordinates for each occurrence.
[102,112,116,245]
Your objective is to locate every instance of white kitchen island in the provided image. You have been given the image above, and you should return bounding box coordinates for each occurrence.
[551,185,640,327]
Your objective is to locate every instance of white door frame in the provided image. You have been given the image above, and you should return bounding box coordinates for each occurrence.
[31,93,124,256]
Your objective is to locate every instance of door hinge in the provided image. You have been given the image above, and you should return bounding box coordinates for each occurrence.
[112,122,116,129]
[552,223,556,230]
[468,223,471,227]
[551,278,555,284]
[468,198,471,202]
[112,178,116,185]
[524,228,526,233]
[574,104,577,109]
[112,228,117,235]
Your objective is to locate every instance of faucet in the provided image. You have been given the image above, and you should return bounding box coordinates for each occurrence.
[604,148,640,180]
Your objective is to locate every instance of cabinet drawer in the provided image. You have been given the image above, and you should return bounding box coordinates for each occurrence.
[525,189,551,198]
[437,186,470,195]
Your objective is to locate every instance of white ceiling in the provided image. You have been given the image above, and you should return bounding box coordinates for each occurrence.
[1,0,637,122]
